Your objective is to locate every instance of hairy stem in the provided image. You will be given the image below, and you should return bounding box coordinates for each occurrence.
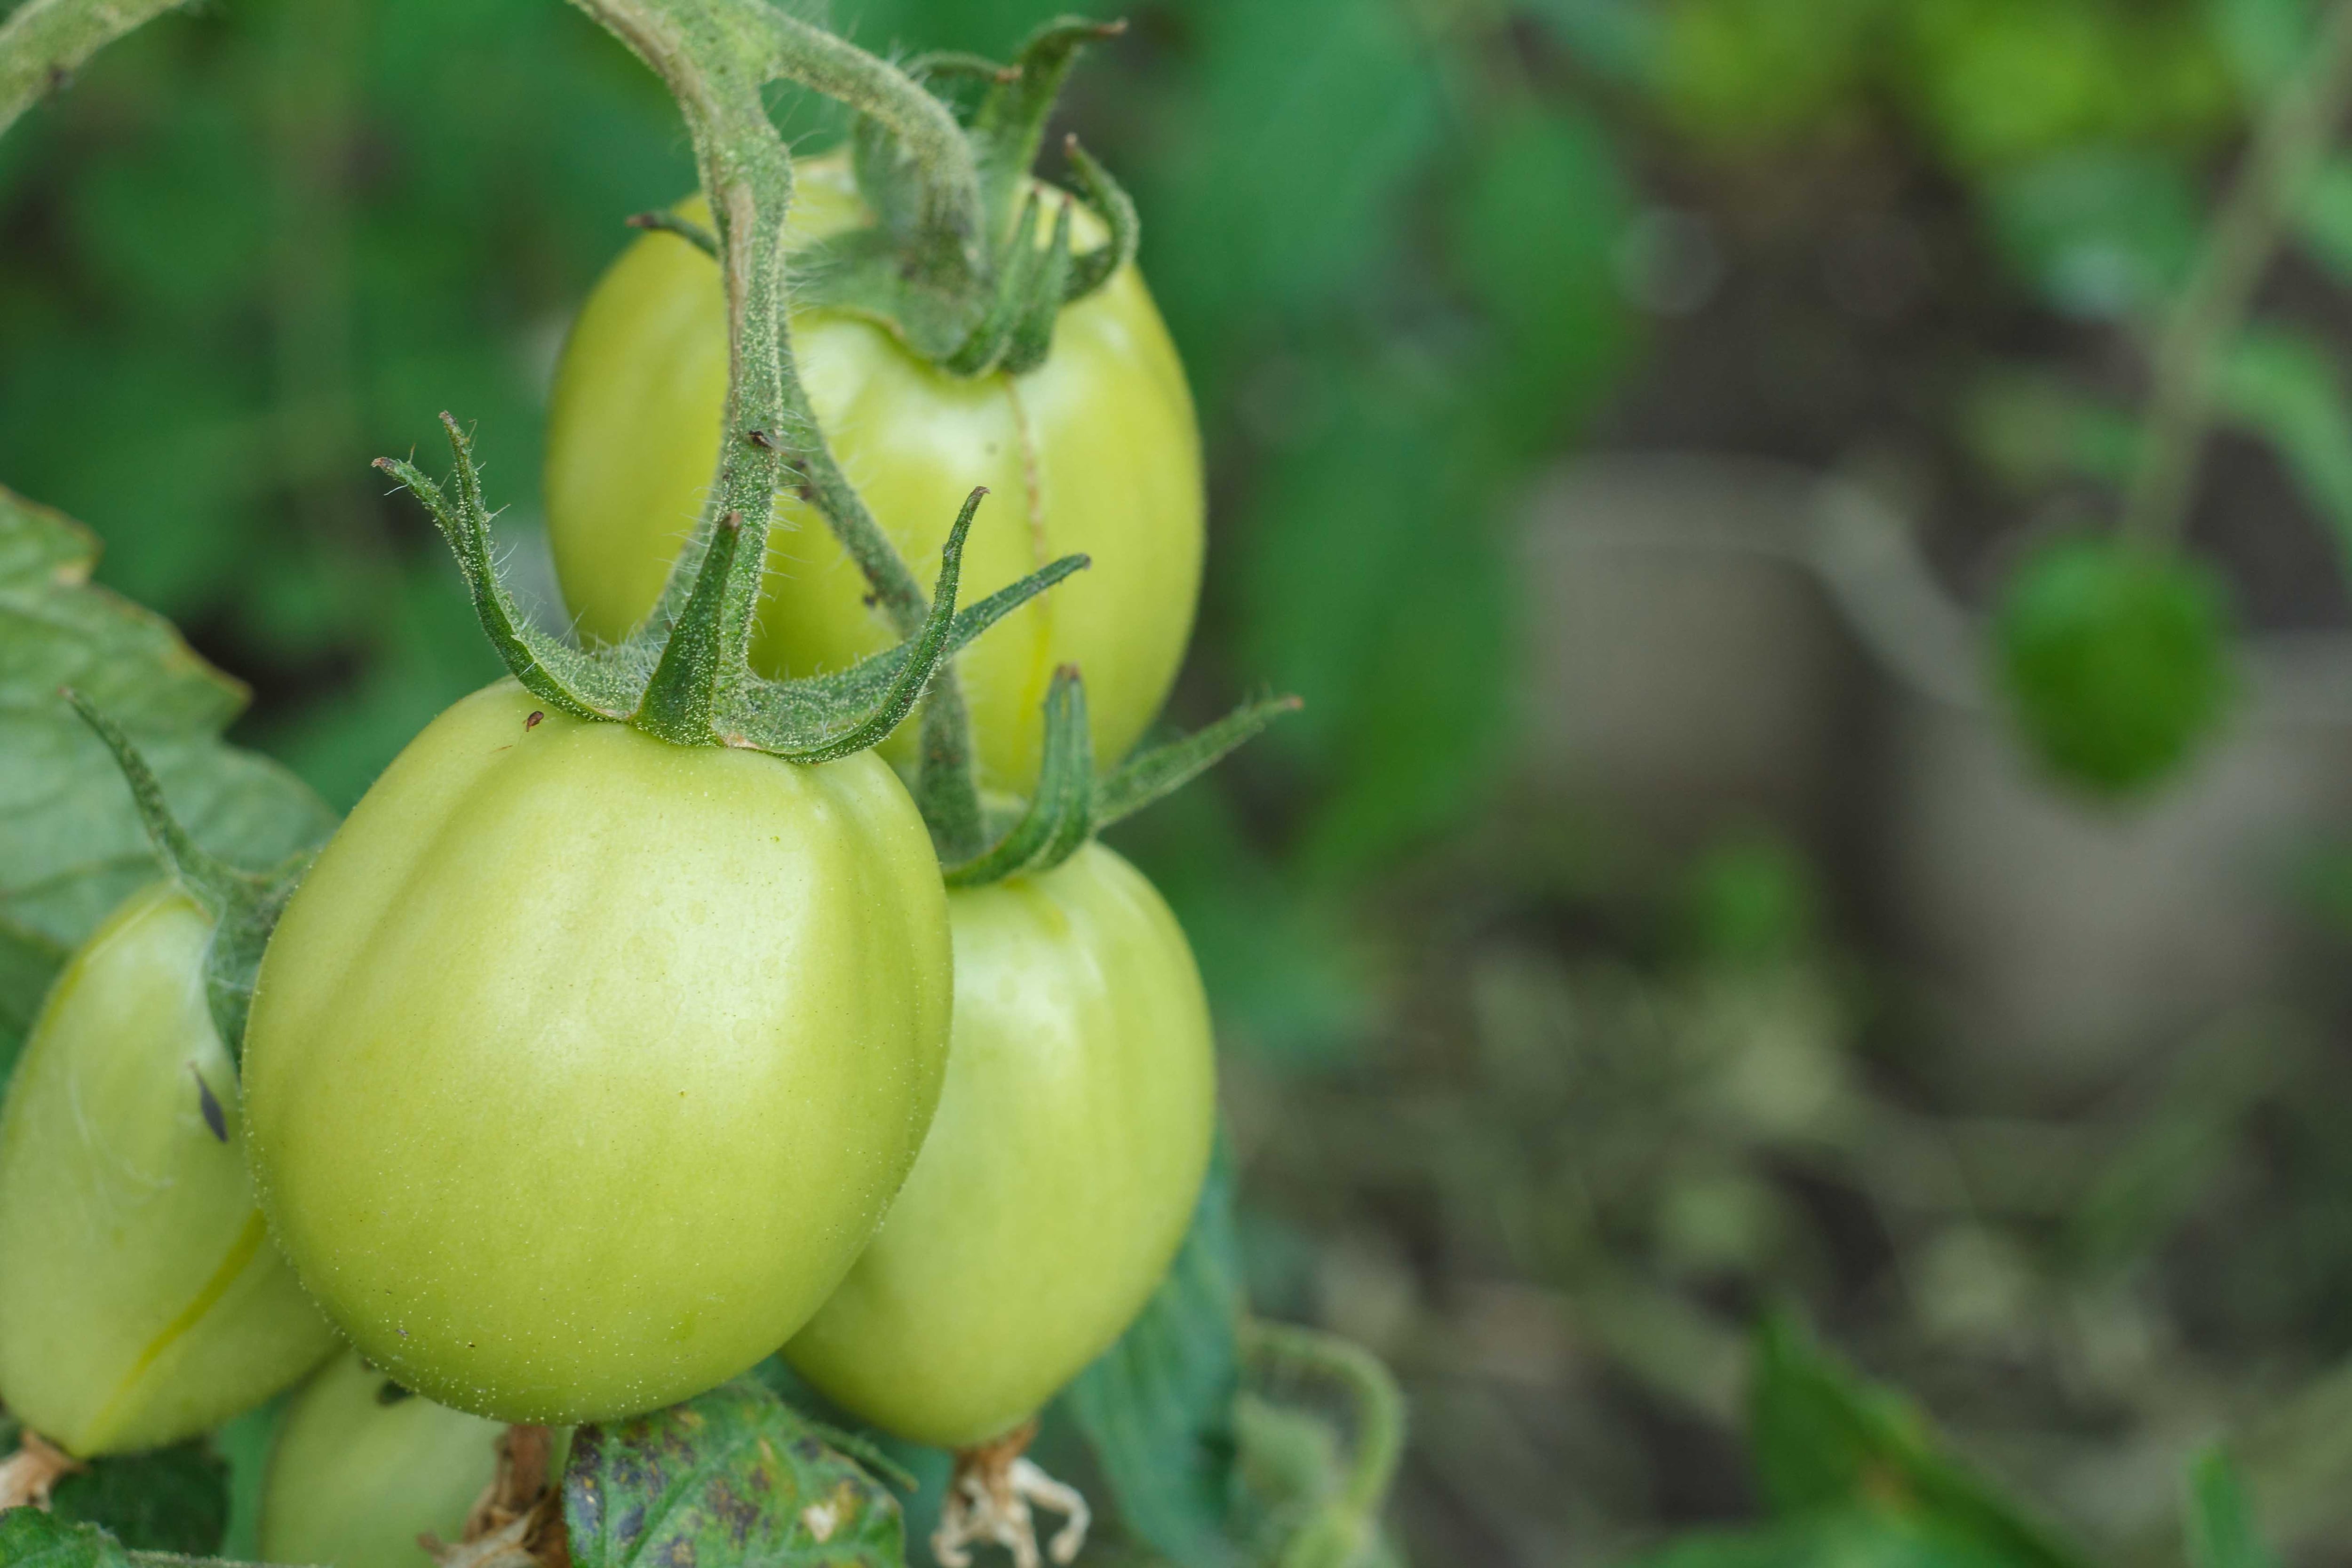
[0,0,190,140]
[2121,0,2352,550]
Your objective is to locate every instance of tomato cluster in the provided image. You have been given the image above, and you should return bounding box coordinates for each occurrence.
[0,52,1230,1563]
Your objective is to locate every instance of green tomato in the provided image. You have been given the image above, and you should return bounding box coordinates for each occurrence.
[1993,534,2233,796]
[258,1350,506,1568]
[0,884,337,1457]
[543,152,1205,795]
[242,682,953,1424]
[785,842,1215,1449]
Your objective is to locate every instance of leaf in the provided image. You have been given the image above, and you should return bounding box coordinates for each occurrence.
[564,1378,907,1568]
[0,486,336,1022]
[1060,1138,1245,1568]
[2295,155,2352,282]
[49,1441,229,1556]
[1748,1313,2092,1568]
[2217,326,2352,566]
[1445,103,1636,449]
[1982,148,2200,321]
[0,1510,129,1568]
[2185,1449,2280,1568]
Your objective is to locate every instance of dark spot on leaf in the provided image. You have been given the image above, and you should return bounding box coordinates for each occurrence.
[45,65,69,95]
[375,1379,414,1406]
[746,428,776,449]
[526,710,544,730]
[862,591,880,609]
[192,1069,227,1143]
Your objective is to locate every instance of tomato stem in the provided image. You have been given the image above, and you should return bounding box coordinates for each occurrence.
[2119,0,2352,553]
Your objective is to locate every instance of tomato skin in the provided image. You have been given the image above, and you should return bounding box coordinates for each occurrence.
[241,682,954,1424]
[0,885,337,1457]
[543,153,1206,794]
[785,842,1215,1449]
[258,1350,506,1568]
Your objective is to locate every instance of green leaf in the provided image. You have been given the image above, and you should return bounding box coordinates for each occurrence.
[1060,1138,1245,1568]
[0,915,65,1078]
[2217,326,2352,566]
[2185,1449,2279,1568]
[564,1378,907,1568]
[0,486,335,1009]
[1749,1313,2092,1568]
[1992,534,2235,798]
[1446,103,1636,449]
[2295,155,2352,282]
[49,1441,229,1556]
[1983,148,2200,320]
[0,1510,129,1568]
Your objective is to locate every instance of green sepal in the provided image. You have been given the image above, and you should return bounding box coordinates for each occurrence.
[939,191,1048,377]
[1059,133,1139,302]
[1094,693,1303,829]
[60,691,315,1067]
[966,16,1127,238]
[1003,195,1075,375]
[374,418,637,722]
[624,207,718,258]
[943,667,1095,887]
[377,422,1086,763]
[796,16,1134,374]
[946,685,1299,887]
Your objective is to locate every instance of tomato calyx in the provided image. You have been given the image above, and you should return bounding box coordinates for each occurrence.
[934,1419,1090,1568]
[795,18,1141,377]
[0,1430,82,1510]
[376,417,1086,761]
[423,1425,568,1568]
[59,690,313,1063]
[942,667,1301,888]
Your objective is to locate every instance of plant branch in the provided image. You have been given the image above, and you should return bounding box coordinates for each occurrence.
[0,0,189,141]
[2121,0,2352,550]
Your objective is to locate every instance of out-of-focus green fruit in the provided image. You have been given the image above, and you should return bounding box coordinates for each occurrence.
[258,1350,505,1568]
[1994,534,2233,797]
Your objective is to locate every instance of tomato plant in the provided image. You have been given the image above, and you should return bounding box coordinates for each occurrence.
[0,3,1401,1564]
[258,1351,509,1568]
[787,840,1216,1449]
[241,681,954,1423]
[0,883,336,1459]
[543,150,1204,795]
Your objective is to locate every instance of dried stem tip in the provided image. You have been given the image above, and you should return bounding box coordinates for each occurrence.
[933,1419,1089,1568]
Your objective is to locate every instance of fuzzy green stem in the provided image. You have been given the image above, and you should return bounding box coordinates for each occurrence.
[0,0,190,140]
[570,0,989,811]
[2121,0,2352,551]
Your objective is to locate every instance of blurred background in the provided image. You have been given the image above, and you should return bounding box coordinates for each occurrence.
[13,0,2352,1562]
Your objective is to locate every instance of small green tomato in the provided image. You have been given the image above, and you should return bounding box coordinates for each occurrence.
[1994,534,2233,796]
[258,1350,508,1568]
[241,682,953,1425]
[0,884,337,1457]
[543,153,1205,794]
[786,841,1215,1449]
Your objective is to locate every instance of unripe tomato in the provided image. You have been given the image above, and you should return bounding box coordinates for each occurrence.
[0,885,337,1457]
[258,1351,505,1568]
[242,682,953,1424]
[785,842,1215,1448]
[543,153,1205,794]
